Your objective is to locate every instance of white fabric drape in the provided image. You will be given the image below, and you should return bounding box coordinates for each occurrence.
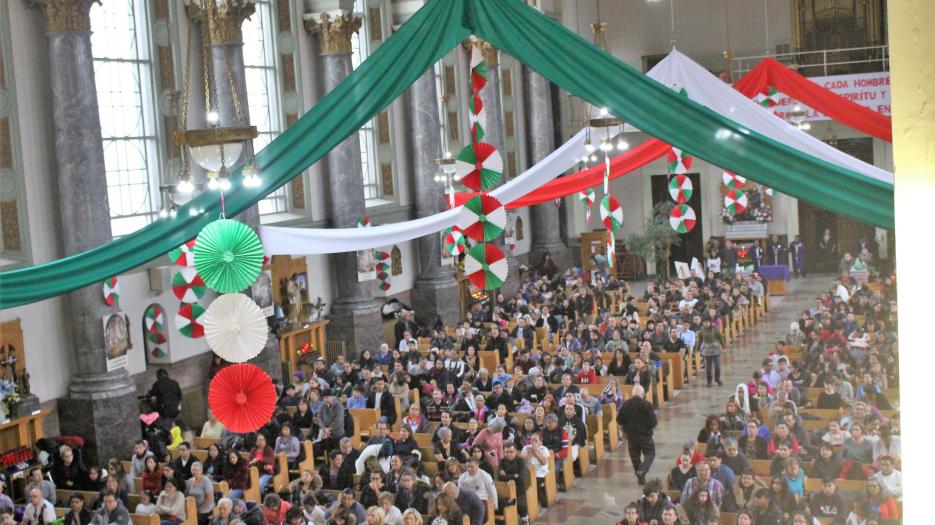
[640,50,893,184]
[259,129,587,255]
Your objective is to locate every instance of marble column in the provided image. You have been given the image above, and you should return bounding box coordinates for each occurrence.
[305,10,381,356]
[408,68,461,325]
[32,0,140,464]
[525,66,569,268]
[468,39,519,297]
[186,0,281,381]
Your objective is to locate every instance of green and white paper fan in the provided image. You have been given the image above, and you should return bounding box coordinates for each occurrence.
[669,204,697,234]
[176,302,206,339]
[668,174,693,203]
[144,304,167,344]
[454,142,503,191]
[204,293,269,363]
[600,195,623,232]
[464,243,508,291]
[459,194,506,242]
[102,277,119,306]
[724,189,748,215]
[194,219,265,294]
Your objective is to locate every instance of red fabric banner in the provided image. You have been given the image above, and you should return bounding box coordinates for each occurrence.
[733,57,892,142]
[454,139,672,210]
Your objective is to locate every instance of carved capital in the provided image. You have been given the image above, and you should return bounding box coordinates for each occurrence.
[31,0,100,33]
[462,37,499,65]
[185,0,256,45]
[304,11,362,55]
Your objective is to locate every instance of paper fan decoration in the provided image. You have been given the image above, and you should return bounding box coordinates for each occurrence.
[722,171,747,189]
[459,194,506,242]
[668,175,693,203]
[144,304,167,345]
[443,227,467,256]
[357,216,371,228]
[724,189,749,215]
[454,142,503,191]
[754,86,783,108]
[204,293,268,363]
[194,219,264,294]
[168,239,197,267]
[208,363,276,433]
[172,267,207,303]
[470,47,487,93]
[606,231,616,268]
[103,277,119,306]
[669,204,697,234]
[600,195,623,232]
[464,243,508,290]
[666,147,693,174]
[176,302,207,339]
[578,189,595,224]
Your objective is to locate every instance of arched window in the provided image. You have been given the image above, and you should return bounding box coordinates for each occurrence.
[243,0,287,215]
[350,0,381,202]
[90,0,161,237]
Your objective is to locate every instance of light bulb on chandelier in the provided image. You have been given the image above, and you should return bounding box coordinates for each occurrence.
[241,162,262,188]
[599,138,613,152]
[584,139,596,154]
[177,179,195,194]
[207,173,220,191]
[616,137,629,151]
[589,154,598,162]
[206,110,220,125]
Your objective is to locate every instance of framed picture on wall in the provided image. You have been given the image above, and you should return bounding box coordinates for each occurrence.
[103,312,131,371]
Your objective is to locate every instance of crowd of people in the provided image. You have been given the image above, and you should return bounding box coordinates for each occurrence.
[624,261,900,524]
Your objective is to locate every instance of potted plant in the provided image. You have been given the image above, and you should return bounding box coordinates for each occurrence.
[624,202,681,279]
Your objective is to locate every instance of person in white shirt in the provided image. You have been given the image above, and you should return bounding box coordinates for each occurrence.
[201,411,225,439]
[677,291,698,312]
[521,434,551,479]
[869,456,902,501]
[22,489,56,525]
[378,493,403,525]
[458,459,498,511]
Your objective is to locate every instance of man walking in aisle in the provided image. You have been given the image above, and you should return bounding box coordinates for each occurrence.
[617,385,657,485]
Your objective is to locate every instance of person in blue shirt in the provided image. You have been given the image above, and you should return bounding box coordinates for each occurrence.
[346,387,367,409]
[705,451,735,491]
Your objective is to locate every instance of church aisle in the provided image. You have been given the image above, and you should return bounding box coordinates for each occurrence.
[535,276,832,523]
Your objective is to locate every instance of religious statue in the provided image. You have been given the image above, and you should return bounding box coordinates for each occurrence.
[391,245,403,276]
[515,217,524,240]
[17,369,30,397]
[285,277,303,328]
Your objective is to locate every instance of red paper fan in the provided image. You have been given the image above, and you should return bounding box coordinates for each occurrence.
[208,364,276,433]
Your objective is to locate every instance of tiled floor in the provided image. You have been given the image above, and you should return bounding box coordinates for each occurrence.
[535,276,830,522]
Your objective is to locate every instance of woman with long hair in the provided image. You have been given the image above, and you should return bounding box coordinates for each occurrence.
[433,494,462,525]
[676,488,719,525]
[768,475,797,519]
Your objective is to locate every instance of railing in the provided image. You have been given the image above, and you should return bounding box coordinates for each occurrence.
[731,45,888,79]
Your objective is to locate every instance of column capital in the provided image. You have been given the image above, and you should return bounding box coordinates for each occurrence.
[304,11,362,55]
[31,0,99,33]
[184,0,256,45]
[463,37,499,65]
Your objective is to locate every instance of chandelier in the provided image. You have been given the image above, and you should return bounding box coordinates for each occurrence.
[580,2,628,163]
[173,0,259,196]
[787,104,811,131]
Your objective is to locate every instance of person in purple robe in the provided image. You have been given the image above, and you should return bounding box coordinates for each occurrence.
[788,236,806,277]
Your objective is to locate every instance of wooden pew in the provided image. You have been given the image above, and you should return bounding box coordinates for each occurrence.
[545,453,558,505]
[273,453,290,493]
[348,408,380,448]
[586,414,605,462]
[494,480,520,525]
[602,403,620,450]
[524,465,540,520]
[54,507,160,525]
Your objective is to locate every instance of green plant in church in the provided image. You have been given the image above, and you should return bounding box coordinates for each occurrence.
[625,202,681,279]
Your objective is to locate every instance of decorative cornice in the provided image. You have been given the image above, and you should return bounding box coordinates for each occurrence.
[462,37,498,65]
[303,11,362,55]
[185,0,256,45]
[31,0,100,33]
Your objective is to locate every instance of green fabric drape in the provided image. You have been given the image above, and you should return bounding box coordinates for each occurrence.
[0,0,470,308]
[0,0,894,308]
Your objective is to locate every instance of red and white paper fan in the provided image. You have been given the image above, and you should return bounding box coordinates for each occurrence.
[600,195,623,232]
[172,267,207,303]
[464,243,508,290]
[454,142,503,191]
[666,147,693,174]
[176,302,206,339]
[668,175,693,203]
[724,189,748,215]
[204,293,269,363]
[168,239,196,267]
[208,363,276,433]
[669,204,697,234]
[459,194,506,242]
[443,227,467,256]
[102,277,119,306]
[722,171,747,189]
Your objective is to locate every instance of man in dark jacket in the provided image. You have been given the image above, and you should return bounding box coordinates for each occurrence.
[367,378,397,425]
[148,369,182,419]
[617,384,657,485]
[91,492,130,525]
[750,488,783,525]
[808,478,847,525]
[318,451,353,491]
[65,494,93,525]
[558,403,587,476]
[498,443,527,520]
[394,473,429,515]
[444,482,485,525]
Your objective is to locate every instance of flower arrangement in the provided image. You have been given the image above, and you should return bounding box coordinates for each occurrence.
[720,207,736,224]
[751,204,773,223]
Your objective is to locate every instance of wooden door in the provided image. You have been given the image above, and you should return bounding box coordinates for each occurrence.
[580,231,606,271]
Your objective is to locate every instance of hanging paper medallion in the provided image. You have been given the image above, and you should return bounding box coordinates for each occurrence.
[669,204,697,234]
[357,216,371,228]
[724,189,749,215]
[579,189,595,224]
[176,302,207,339]
[459,194,506,242]
[464,243,509,291]
[666,147,693,174]
[172,267,207,303]
[208,363,276,433]
[204,293,269,363]
[606,231,616,268]
[668,174,693,203]
[102,277,119,306]
[722,171,747,189]
[600,195,623,232]
[144,304,167,345]
[195,219,265,294]
[168,239,197,267]
[378,281,392,292]
[754,86,783,108]
[470,48,488,93]
[454,142,503,191]
[443,227,467,256]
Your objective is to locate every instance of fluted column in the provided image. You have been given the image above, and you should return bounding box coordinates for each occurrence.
[525,66,569,267]
[31,0,140,464]
[466,38,519,296]
[185,0,281,382]
[305,6,381,356]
